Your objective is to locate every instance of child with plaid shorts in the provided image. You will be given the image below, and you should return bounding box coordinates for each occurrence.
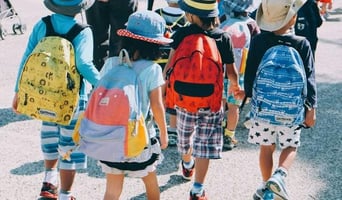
[164,0,242,199]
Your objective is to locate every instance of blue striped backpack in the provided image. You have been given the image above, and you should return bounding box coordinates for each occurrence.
[250,44,307,126]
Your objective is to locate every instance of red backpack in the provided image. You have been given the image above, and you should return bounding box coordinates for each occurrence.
[165,33,223,113]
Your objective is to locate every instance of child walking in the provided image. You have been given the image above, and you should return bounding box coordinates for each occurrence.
[155,0,188,146]
[164,0,242,199]
[244,0,317,199]
[12,0,100,199]
[98,10,170,200]
[295,0,323,58]
[220,0,261,150]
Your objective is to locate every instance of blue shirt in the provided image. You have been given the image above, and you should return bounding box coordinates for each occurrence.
[14,14,100,101]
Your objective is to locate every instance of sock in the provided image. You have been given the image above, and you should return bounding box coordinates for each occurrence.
[191,182,203,195]
[259,181,266,189]
[44,168,58,186]
[167,127,177,133]
[59,191,72,200]
[275,166,288,178]
[224,129,235,137]
[183,159,195,169]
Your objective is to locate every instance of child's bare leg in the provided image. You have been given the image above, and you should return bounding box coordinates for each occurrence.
[103,173,124,200]
[259,145,276,181]
[321,3,327,14]
[142,171,160,200]
[278,147,297,171]
[194,157,210,184]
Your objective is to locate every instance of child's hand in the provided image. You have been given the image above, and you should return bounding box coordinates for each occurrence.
[228,84,240,95]
[228,84,245,100]
[234,90,245,100]
[12,93,20,114]
[304,108,316,128]
[159,131,169,150]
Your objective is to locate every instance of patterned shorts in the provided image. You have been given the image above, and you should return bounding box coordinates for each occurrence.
[176,107,224,159]
[40,100,87,170]
[247,120,302,149]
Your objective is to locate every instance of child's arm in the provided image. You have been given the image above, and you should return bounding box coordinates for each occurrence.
[304,107,316,127]
[150,86,168,149]
[226,63,244,99]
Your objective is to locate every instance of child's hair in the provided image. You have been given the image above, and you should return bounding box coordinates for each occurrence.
[199,16,220,30]
[233,11,249,18]
[121,37,162,61]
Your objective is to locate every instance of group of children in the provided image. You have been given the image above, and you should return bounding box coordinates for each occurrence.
[11,0,318,199]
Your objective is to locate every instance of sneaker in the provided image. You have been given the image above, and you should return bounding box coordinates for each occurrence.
[59,193,76,200]
[253,188,266,200]
[266,173,289,200]
[40,182,58,199]
[189,190,207,200]
[253,187,283,200]
[168,130,177,146]
[223,135,234,150]
[263,189,274,200]
[181,161,195,180]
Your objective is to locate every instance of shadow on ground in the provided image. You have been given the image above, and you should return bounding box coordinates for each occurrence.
[235,82,342,199]
[8,82,342,200]
[0,108,31,127]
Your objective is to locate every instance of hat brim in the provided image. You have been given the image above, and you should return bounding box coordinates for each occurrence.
[178,0,219,18]
[44,0,95,16]
[223,0,260,14]
[117,29,173,45]
[256,0,305,32]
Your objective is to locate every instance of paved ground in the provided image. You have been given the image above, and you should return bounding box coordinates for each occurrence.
[0,0,341,199]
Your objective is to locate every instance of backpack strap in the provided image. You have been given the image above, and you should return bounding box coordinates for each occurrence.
[42,16,57,37]
[42,15,88,42]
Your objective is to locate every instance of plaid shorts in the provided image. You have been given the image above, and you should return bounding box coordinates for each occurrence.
[176,107,224,159]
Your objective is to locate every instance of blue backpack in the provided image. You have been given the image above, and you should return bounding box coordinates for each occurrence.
[250,44,307,126]
[77,49,149,162]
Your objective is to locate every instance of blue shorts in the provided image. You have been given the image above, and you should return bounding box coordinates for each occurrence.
[40,100,87,170]
[223,75,244,105]
[247,120,302,149]
[175,107,224,159]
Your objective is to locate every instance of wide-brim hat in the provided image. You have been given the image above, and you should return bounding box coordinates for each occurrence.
[165,0,179,4]
[178,0,219,18]
[256,0,306,31]
[44,0,95,16]
[223,0,260,14]
[117,10,173,45]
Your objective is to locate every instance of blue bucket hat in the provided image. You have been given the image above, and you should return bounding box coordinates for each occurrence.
[44,0,95,16]
[117,10,173,45]
[222,0,261,15]
[178,0,219,18]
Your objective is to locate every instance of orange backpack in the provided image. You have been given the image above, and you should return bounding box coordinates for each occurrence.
[165,33,223,113]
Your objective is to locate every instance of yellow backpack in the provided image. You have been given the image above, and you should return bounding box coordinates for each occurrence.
[17,16,86,125]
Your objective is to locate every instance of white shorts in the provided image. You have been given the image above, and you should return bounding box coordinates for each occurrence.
[99,139,164,178]
[247,120,302,149]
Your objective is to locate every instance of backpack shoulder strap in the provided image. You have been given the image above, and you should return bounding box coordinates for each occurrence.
[42,15,57,37]
[65,23,89,42]
[41,15,88,42]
